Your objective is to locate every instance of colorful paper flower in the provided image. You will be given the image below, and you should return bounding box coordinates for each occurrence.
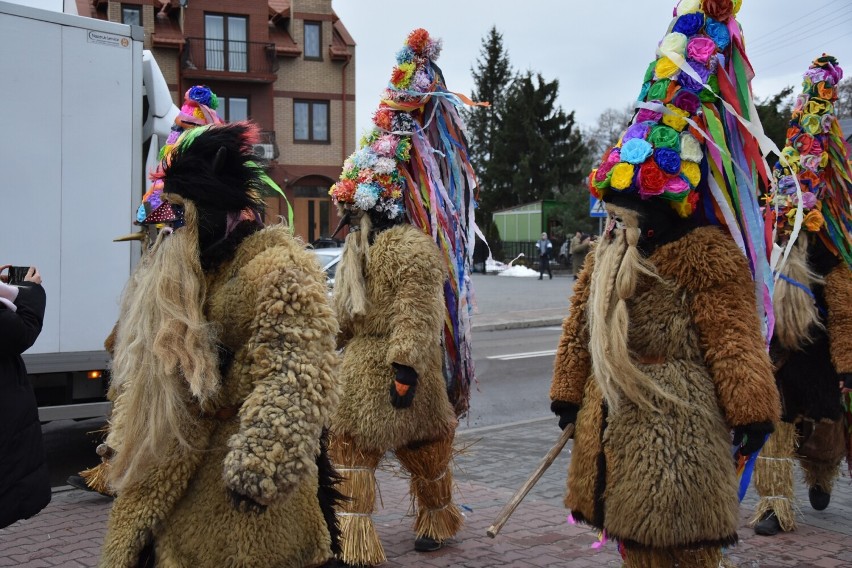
[649,124,680,150]
[679,60,711,92]
[662,104,690,131]
[636,108,663,123]
[610,163,636,190]
[648,79,671,102]
[704,17,730,50]
[672,90,700,114]
[702,0,734,22]
[681,161,701,186]
[623,123,651,142]
[676,0,701,15]
[657,32,688,59]
[655,56,680,79]
[687,37,717,66]
[638,161,669,197]
[803,209,825,232]
[680,132,703,162]
[620,138,654,164]
[654,147,682,174]
[672,12,704,36]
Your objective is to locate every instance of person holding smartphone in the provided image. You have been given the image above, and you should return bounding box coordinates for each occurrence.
[0,264,50,529]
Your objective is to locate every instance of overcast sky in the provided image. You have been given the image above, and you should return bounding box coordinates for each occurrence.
[333,0,852,140]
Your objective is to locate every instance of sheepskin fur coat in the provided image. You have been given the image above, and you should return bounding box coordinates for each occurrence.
[100,224,340,568]
[773,236,852,423]
[550,226,780,549]
[332,223,456,451]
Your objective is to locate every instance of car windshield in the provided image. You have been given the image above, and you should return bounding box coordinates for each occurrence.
[311,248,342,282]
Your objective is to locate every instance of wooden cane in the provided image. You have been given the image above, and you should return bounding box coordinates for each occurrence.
[486,424,574,538]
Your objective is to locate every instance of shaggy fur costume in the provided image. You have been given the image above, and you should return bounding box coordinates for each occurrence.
[751,236,852,531]
[100,225,341,568]
[330,223,460,566]
[551,224,779,555]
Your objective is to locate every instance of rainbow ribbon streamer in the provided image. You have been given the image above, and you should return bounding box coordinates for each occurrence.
[402,66,481,418]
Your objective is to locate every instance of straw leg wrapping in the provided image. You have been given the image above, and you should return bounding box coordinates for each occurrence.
[395,434,463,541]
[329,433,385,566]
[750,421,797,531]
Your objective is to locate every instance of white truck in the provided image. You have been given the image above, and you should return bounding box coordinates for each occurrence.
[0,0,177,421]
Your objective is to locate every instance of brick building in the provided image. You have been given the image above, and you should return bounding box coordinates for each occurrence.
[77,0,355,243]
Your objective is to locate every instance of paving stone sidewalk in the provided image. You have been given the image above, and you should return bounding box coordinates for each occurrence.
[2,418,851,567]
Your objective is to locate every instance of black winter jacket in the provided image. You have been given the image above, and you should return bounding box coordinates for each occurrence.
[0,283,50,529]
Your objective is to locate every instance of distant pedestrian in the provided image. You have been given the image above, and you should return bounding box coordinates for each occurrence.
[536,232,553,280]
[569,231,591,278]
[0,265,50,529]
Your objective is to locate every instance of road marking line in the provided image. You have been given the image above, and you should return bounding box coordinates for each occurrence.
[486,349,557,361]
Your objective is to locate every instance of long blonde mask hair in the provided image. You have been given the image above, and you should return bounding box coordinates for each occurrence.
[107,200,221,492]
[333,210,372,327]
[587,204,680,413]
[774,233,824,351]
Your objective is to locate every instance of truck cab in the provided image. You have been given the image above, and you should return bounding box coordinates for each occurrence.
[1,0,178,421]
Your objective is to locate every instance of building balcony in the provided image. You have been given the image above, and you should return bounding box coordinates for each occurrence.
[181,38,279,83]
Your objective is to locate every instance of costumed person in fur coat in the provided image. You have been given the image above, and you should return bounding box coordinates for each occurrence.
[69,85,225,498]
[751,54,852,537]
[99,121,342,568]
[327,28,479,567]
[549,1,782,566]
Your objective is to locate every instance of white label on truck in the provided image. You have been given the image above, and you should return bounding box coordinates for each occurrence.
[87,30,130,49]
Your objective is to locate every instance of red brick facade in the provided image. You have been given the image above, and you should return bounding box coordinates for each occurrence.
[81,0,355,243]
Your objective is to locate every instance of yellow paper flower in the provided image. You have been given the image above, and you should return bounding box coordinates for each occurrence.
[610,163,635,190]
[820,151,829,168]
[800,113,822,135]
[804,209,825,232]
[662,104,690,132]
[677,0,701,15]
[655,57,679,79]
[733,0,742,14]
[681,161,701,186]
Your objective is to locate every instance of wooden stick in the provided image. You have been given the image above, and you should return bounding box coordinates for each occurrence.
[486,424,574,538]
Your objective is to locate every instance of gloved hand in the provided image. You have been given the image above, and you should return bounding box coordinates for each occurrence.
[551,401,580,431]
[389,363,418,409]
[839,372,852,392]
[733,421,775,456]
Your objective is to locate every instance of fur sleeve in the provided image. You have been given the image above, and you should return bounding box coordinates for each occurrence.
[222,246,340,506]
[379,229,446,374]
[549,253,595,405]
[825,264,852,374]
[657,227,780,427]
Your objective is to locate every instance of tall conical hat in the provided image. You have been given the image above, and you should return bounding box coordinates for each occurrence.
[766,55,852,267]
[587,0,775,334]
[330,29,484,417]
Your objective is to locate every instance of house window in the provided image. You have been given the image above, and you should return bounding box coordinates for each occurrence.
[294,100,329,143]
[205,14,247,72]
[304,21,322,60]
[220,97,249,122]
[121,4,142,26]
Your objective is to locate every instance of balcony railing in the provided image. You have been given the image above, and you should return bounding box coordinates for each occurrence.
[182,37,278,76]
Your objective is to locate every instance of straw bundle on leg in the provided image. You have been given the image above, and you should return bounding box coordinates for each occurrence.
[623,546,723,568]
[750,421,797,531]
[79,461,113,496]
[395,434,462,541]
[329,433,385,566]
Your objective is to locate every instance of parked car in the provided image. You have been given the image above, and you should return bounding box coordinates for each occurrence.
[311,237,345,249]
[310,247,343,289]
